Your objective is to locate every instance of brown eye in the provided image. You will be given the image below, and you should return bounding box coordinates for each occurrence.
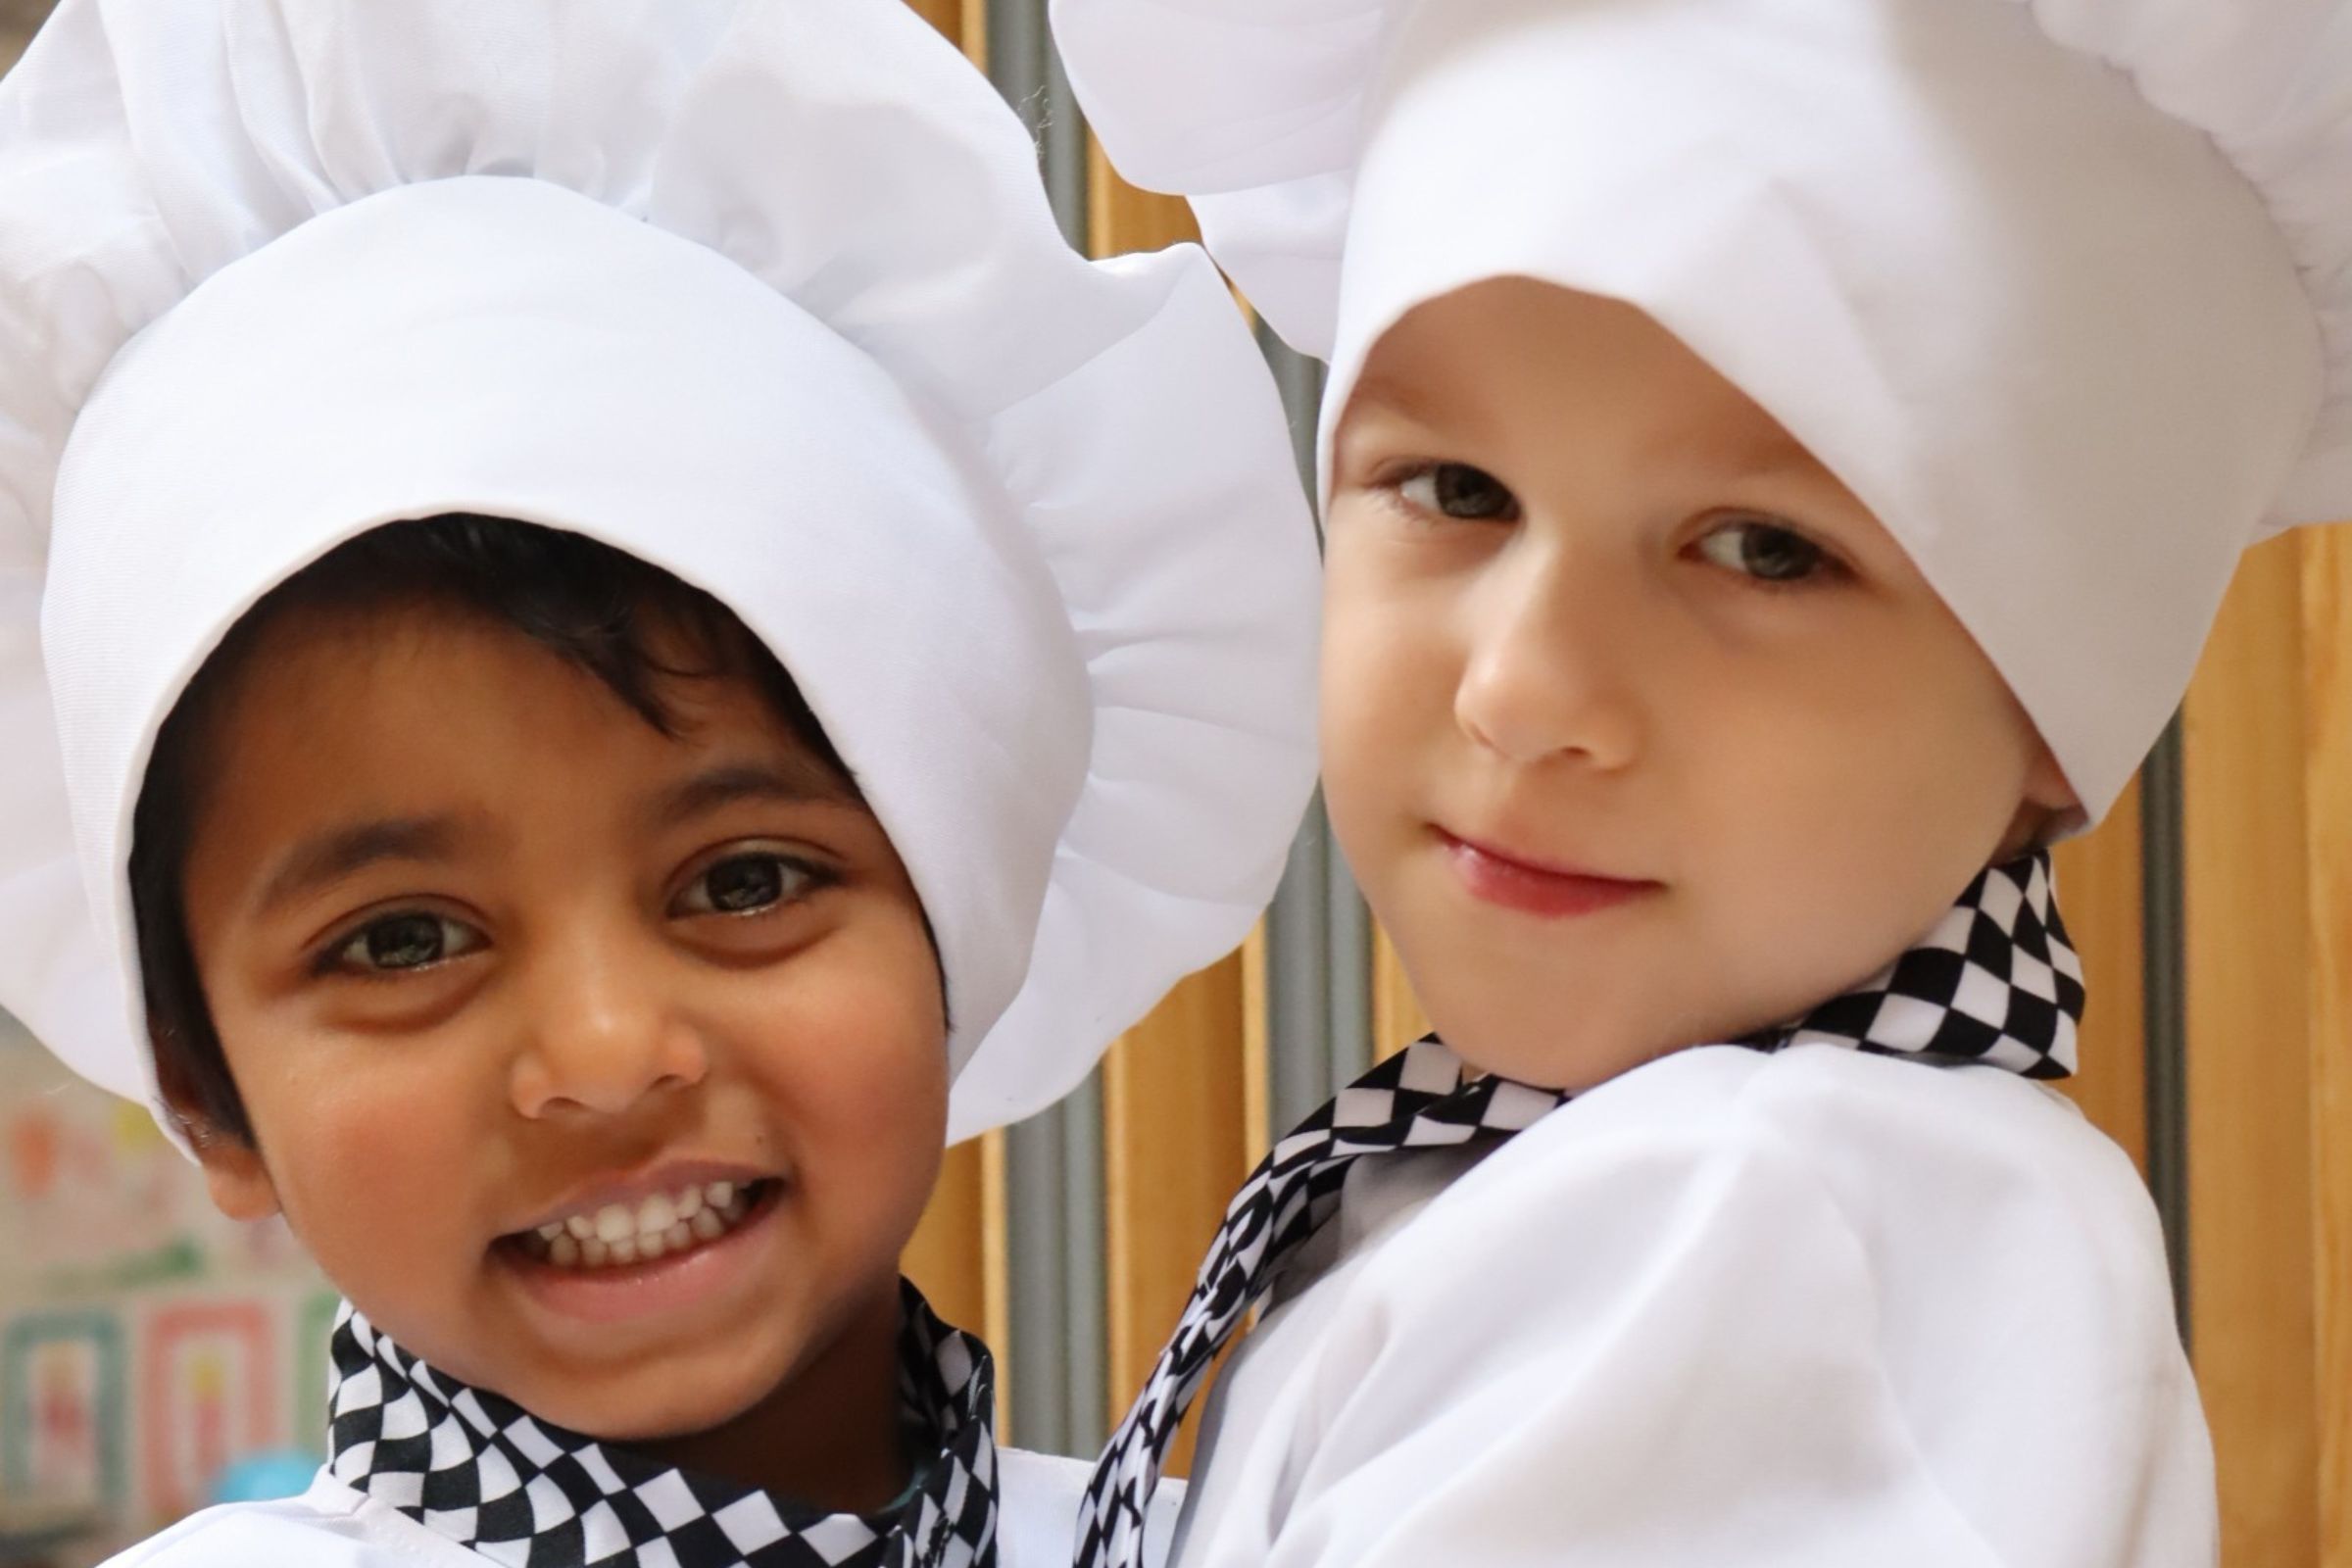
[331,912,483,974]
[672,853,826,917]
[1695,519,1835,583]
[1400,463,1520,521]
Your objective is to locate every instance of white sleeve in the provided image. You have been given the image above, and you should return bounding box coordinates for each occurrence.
[1238,1096,2125,1568]
[998,1446,1185,1568]
[99,1492,466,1566]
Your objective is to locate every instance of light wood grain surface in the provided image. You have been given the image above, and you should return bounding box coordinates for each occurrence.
[2051,776,2149,1172]
[902,1137,1002,1362]
[2301,528,2352,1568]
[1088,140,1200,259]
[2186,533,2319,1567]
[900,0,987,67]
[1102,956,1252,1470]
[1371,928,1431,1059]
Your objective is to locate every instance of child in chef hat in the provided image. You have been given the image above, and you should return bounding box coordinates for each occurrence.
[1048,0,2352,1561]
[0,1,1321,1564]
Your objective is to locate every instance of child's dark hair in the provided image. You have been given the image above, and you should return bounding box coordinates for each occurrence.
[129,514,857,1148]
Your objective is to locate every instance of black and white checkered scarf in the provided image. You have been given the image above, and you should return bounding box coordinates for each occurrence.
[1076,852,2084,1568]
[328,1280,996,1568]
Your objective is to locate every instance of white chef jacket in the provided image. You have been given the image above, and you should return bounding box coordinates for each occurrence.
[1167,1044,2213,1568]
[104,1448,1179,1568]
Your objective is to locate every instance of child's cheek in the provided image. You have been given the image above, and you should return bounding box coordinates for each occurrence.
[792,987,946,1196]
[239,1017,512,1327]
[729,914,948,1234]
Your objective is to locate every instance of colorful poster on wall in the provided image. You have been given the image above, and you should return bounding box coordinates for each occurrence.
[1,1013,330,1553]
[139,1300,278,1521]
[1,1017,317,1295]
[2,1041,204,1295]
[0,1309,124,1516]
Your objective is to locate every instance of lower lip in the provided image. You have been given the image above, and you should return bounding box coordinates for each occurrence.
[1441,833,1658,919]
[496,1183,781,1328]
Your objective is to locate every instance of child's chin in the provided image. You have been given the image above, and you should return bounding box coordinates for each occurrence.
[1410,972,1630,1075]
[1434,993,1687,1089]
[510,1350,795,1445]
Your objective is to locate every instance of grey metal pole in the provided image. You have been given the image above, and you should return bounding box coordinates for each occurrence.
[1268,795,1338,1134]
[1254,324,1380,1110]
[1326,833,1374,1088]
[2139,714,2192,1347]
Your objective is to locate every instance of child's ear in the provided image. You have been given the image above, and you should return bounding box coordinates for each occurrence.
[2023,742,2082,816]
[181,1117,283,1223]
[1994,739,2084,858]
[155,1066,282,1224]
[1997,740,2085,855]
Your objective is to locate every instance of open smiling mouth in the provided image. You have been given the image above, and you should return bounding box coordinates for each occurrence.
[500,1177,780,1272]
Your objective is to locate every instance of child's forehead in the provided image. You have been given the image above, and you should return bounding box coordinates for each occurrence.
[1344,281,1831,479]
[188,605,864,873]
[212,592,840,782]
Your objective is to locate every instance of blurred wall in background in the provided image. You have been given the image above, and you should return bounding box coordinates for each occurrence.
[0,1019,330,1566]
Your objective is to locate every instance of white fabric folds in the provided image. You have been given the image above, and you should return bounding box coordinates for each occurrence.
[1054,0,2352,825]
[0,0,1320,1144]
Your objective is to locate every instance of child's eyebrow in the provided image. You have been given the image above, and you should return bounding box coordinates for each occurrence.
[647,760,854,830]
[1670,423,1826,484]
[1342,371,1444,430]
[256,816,465,915]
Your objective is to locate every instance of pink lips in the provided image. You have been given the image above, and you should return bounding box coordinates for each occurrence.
[1439,830,1659,919]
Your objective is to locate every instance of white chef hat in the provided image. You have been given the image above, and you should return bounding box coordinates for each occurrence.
[1054,0,2352,828]
[0,0,1321,1148]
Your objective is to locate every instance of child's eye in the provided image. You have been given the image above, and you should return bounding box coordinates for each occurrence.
[671,852,827,918]
[1693,517,1841,585]
[327,912,485,975]
[1397,463,1521,522]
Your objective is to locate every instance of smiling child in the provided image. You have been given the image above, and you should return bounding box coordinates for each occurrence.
[1051,0,2352,1562]
[137,520,956,1488]
[0,2,1320,1564]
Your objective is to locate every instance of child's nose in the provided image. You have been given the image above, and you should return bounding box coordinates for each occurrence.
[508,938,710,1119]
[1452,545,1642,771]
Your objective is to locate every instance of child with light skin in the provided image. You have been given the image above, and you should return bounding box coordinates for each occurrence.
[1053,0,2352,1561]
[1326,283,2075,1081]
[0,2,1320,1564]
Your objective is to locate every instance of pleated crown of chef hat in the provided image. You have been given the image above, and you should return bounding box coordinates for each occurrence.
[1055,0,2352,831]
[0,0,1321,1147]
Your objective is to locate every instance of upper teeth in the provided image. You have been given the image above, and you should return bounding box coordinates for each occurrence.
[520,1179,757,1269]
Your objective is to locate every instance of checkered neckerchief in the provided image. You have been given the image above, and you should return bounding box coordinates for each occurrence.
[329,1279,997,1568]
[1074,852,2082,1568]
